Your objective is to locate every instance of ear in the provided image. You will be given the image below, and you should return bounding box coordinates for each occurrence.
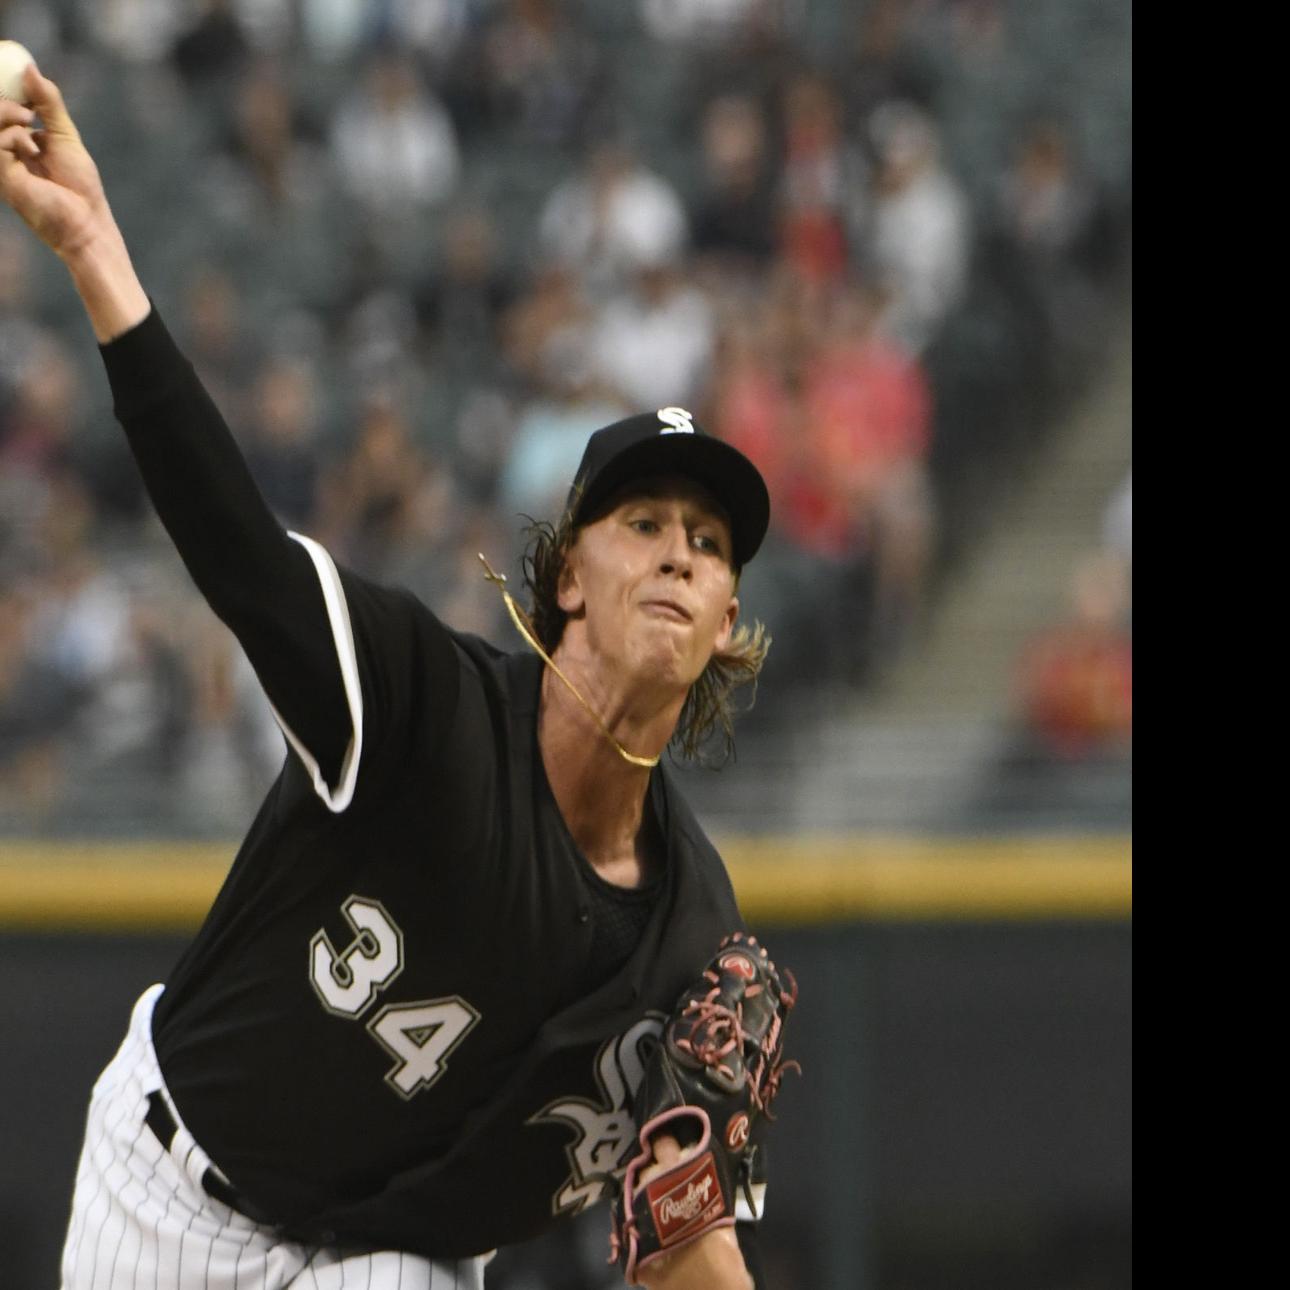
[712,594,739,655]
[556,546,585,617]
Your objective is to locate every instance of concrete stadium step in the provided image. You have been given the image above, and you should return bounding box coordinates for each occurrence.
[874,302,1132,721]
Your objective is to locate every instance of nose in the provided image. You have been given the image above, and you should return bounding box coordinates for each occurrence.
[658,523,693,579]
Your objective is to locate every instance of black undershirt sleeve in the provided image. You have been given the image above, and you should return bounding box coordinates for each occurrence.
[99,306,351,783]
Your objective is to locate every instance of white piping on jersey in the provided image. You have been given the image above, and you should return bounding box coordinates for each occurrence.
[269,532,364,814]
[735,1181,767,1222]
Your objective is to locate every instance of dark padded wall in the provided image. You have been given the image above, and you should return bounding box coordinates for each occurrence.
[2,922,1129,1289]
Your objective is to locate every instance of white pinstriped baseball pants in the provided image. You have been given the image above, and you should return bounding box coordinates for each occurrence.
[59,985,488,1290]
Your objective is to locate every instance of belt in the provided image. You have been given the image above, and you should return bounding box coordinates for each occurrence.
[144,1091,275,1225]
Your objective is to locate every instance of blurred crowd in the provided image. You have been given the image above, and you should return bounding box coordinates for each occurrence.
[0,0,1130,830]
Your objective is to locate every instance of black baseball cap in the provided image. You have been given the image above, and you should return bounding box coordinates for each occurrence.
[566,408,770,569]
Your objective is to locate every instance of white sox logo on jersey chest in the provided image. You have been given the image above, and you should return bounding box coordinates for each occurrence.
[528,1014,666,1215]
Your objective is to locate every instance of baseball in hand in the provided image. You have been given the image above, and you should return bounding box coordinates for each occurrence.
[0,40,35,106]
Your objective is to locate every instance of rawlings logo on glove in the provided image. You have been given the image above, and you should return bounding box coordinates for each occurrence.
[610,932,800,1284]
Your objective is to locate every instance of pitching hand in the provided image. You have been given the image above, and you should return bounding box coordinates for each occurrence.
[0,63,114,259]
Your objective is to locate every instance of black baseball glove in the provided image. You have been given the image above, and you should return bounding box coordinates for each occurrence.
[610,932,799,1284]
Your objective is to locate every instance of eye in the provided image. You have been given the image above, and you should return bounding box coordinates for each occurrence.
[692,532,725,557]
[629,517,659,534]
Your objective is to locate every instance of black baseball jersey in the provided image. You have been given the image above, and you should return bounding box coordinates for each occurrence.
[99,309,762,1262]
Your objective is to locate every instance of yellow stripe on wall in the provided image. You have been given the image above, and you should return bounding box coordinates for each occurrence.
[0,836,1130,931]
[0,842,234,932]
[722,836,1131,922]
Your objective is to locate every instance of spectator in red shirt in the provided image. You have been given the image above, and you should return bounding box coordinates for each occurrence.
[777,73,868,284]
[1017,553,1132,758]
[795,281,934,657]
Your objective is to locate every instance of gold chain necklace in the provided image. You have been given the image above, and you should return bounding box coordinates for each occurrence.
[478,554,661,769]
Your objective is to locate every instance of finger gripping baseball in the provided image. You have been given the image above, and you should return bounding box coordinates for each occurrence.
[611,933,800,1283]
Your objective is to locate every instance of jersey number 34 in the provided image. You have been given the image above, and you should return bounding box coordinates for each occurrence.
[309,896,480,1101]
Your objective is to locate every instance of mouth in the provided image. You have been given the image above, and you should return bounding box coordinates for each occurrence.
[640,599,693,623]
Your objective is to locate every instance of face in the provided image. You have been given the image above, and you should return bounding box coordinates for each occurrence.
[558,476,740,692]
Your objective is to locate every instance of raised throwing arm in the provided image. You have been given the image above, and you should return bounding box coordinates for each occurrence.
[0,64,364,797]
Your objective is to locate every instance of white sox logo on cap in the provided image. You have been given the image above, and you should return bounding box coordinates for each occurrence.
[657,407,695,434]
